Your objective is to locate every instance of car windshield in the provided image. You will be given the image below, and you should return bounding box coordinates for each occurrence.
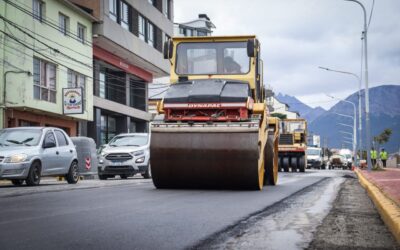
[0,129,42,146]
[108,135,148,147]
[307,149,320,155]
[176,42,250,75]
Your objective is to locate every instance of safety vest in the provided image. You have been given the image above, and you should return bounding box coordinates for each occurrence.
[380,151,388,160]
[371,150,377,159]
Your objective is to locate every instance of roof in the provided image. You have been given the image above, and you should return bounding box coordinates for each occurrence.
[58,0,99,22]
[172,35,256,42]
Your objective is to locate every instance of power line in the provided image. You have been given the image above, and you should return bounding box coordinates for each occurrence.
[0,15,92,69]
[0,37,167,102]
[0,35,168,91]
[2,0,92,46]
[0,13,92,60]
[367,0,375,30]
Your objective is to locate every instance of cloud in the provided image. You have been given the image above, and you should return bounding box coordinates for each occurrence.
[174,0,400,108]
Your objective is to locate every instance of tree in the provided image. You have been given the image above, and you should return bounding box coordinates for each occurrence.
[373,128,392,150]
[271,113,287,120]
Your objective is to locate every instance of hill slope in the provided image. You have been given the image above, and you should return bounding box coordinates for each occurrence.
[309,85,400,153]
[275,93,326,122]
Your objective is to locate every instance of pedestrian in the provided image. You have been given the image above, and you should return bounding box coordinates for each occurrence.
[380,148,388,168]
[371,148,377,167]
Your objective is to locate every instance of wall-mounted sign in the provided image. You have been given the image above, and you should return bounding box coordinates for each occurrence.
[63,88,84,114]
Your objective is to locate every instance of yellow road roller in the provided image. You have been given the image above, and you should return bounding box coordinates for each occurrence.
[278,118,308,172]
[151,36,279,190]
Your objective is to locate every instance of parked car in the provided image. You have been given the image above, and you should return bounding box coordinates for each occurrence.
[0,127,79,186]
[97,133,150,180]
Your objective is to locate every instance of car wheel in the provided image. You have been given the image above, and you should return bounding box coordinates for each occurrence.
[26,161,41,186]
[66,161,79,184]
[142,165,151,179]
[11,179,24,186]
[120,174,128,179]
[98,174,108,180]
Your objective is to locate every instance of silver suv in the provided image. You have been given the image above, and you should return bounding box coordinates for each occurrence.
[0,127,79,186]
[98,133,150,180]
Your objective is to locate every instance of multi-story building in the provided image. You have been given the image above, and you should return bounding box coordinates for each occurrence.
[70,0,174,145]
[0,0,96,135]
[267,95,299,119]
[174,14,215,37]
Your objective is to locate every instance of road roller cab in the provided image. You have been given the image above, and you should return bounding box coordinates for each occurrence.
[151,36,279,190]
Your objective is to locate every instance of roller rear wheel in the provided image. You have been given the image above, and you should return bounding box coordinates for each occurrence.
[264,133,278,185]
[282,157,289,172]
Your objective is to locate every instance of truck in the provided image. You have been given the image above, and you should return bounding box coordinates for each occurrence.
[306,146,324,169]
[329,149,353,170]
[278,118,307,172]
[150,35,280,190]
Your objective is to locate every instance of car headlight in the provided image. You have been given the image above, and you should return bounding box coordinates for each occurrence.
[135,156,145,163]
[6,154,28,163]
[132,150,144,156]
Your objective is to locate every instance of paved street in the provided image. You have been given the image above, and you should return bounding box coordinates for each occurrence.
[0,170,358,250]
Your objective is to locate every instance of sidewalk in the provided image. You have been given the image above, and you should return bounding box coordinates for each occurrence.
[356,167,400,243]
[360,168,400,206]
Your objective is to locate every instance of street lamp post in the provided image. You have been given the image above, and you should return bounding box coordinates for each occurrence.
[328,94,358,167]
[344,0,371,171]
[318,66,362,162]
[340,130,353,137]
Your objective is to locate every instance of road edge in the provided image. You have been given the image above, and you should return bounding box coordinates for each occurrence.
[355,169,400,243]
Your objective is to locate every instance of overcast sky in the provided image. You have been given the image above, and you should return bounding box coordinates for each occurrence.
[173,0,400,109]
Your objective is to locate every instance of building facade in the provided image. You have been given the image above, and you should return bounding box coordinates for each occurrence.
[267,96,299,119]
[174,14,215,37]
[70,0,174,145]
[0,0,95,136]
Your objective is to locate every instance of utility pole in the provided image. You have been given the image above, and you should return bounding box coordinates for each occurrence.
[344,0,371,171]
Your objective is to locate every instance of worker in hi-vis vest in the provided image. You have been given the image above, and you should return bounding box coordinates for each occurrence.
[380,148,388,168]
[371,148,377,166]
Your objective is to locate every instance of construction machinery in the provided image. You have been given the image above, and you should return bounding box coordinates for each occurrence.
[278,118,307,172]
[150,36,279,190]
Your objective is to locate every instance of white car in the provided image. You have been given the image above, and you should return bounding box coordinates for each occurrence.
[98,133,150,180]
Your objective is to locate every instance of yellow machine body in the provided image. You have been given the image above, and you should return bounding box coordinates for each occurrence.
[151,36,279,190]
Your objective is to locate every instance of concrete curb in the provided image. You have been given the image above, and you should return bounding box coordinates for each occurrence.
[355,169,400,243]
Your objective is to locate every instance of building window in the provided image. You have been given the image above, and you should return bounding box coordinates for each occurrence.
[32,0,44,22]
[163,0,170,19]
[179,27,185,35]
[186,29,192,37]
[33,57,56,103]
[147,22,154,47]
[67,69,86,107]
[100,115,116,144]
[77,23,86,43]
[197,30,207,36]
[59,13,69,35]
[120,1,130,30]
[138,15,146,41]
[148,0,155,6]
[109,0,117,21]
[99,72,106,98]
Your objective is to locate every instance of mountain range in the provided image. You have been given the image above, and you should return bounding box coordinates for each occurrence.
[276,85,400,153]
[275,93,326,123]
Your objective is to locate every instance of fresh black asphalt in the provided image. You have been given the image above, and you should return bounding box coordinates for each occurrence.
[0,171,344,250]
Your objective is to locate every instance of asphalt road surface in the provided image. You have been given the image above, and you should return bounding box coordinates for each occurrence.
[0,170,369,250]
